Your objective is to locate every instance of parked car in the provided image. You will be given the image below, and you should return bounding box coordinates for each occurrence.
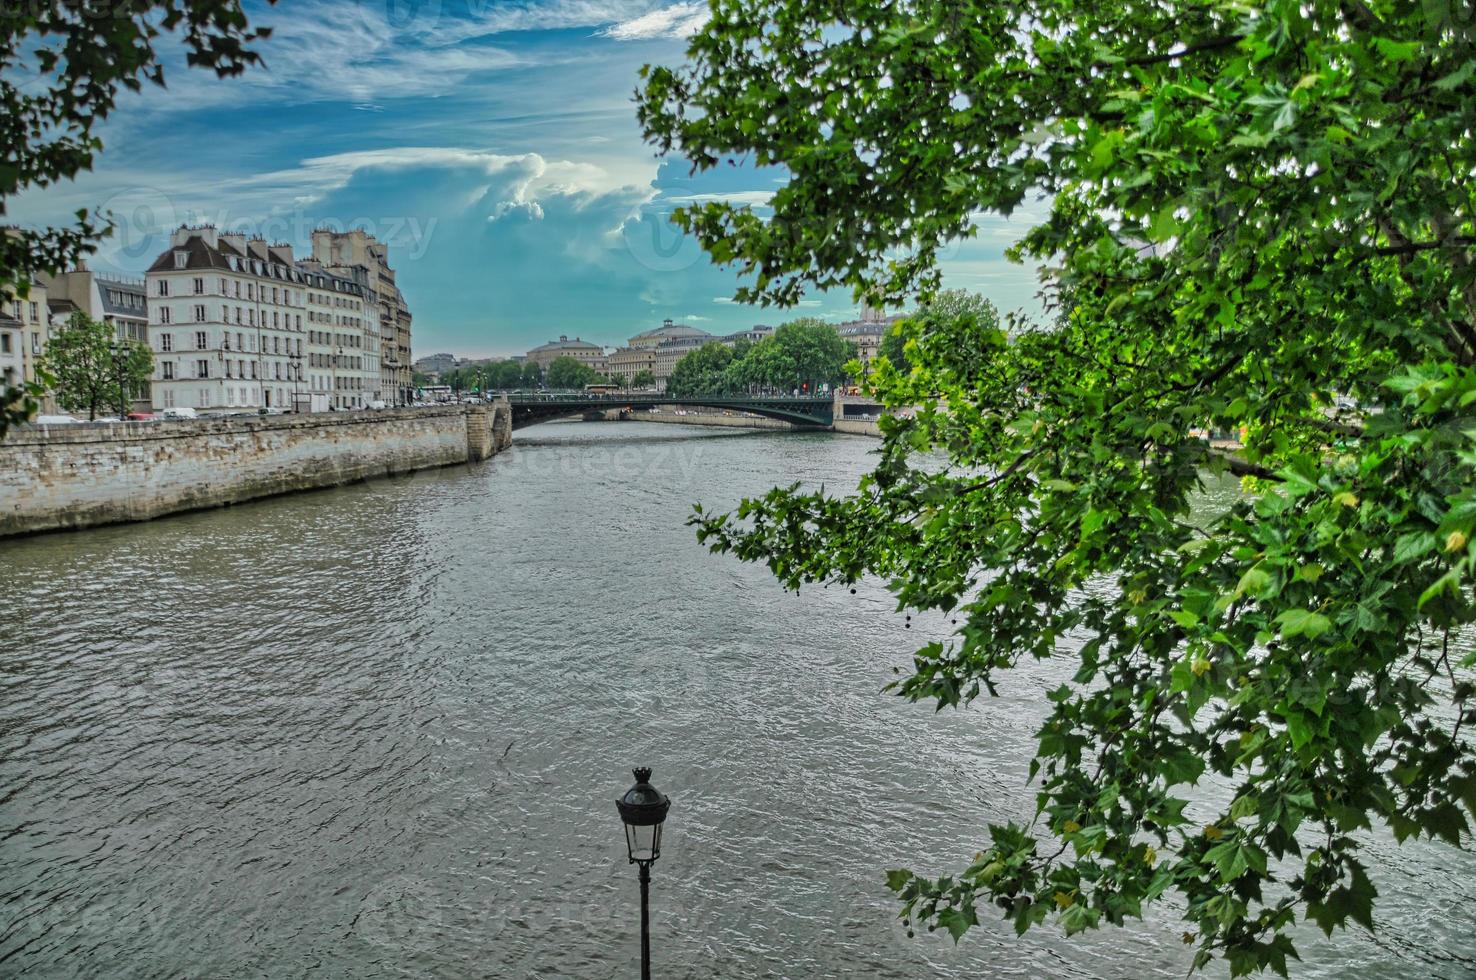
[34,414,80,425]
[368,400,387,410]
[159,406,198,420]
[126,412,157,421]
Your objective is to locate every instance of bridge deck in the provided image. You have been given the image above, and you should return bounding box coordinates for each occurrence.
[504,394,835,429]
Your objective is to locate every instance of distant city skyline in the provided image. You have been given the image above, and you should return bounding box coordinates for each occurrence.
[7,0,1045,358]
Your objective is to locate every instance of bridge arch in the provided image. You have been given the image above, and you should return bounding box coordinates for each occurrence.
[506,395,834,430]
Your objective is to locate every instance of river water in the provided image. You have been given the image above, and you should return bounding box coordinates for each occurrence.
[2,421,1473,979]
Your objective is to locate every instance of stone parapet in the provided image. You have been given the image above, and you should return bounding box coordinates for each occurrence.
[0,403,512,537]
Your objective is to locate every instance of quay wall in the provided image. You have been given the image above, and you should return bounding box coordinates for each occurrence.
[622,408,884,438]
[622,411,797,432]
[0,402,512,537]
[833,418,882,437]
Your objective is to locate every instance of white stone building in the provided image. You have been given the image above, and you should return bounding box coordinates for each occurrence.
[145,226,308,414]
[298,257,377,411]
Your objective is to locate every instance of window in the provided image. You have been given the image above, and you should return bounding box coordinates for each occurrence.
[272,287,279,304]
[225,362,233,379]
[236,306,242,324]
[272,311,279,328]
[159,307,171,324]
[0,333,9,354]
[158,279,169,296]
[162,362,174,380]
[196,359,209,378]
[193,277,204,294]
[172,251,187,270]
[195,331,207,350]
[162,388,174,408]
[223,334,231,350]
[234,281,240,298]
[274,363,281,380]
[199,388,210,408]
[28,301,38,322]
[237,332,244,350]
[31,332,40,354]
[250,362,257,379]
[272,337,279,354]
[219,278,227,294]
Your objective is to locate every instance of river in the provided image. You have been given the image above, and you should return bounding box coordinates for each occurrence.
[2,421,1473,979]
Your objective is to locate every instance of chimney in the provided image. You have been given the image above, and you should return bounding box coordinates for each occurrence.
[247,237,270,261]
[219,231,247,255]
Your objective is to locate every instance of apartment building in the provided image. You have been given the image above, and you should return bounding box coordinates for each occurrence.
[297,257,377,411]
[310,229,412,406]
[0,277,50,398]
[145,226,308,414]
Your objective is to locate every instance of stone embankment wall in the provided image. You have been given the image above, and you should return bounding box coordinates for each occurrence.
[620,405,884,437]
[0,401,512,537]
[621,410,797,431]
[833,418,882,437]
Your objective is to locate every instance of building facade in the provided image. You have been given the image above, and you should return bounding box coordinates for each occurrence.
[525,335,608,377]
[0,278,50,399]
[310,229,412,406]
[145,227,308,414]
[297,257,377,412]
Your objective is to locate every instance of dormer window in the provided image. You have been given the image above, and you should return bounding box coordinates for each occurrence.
[173,250,187,269]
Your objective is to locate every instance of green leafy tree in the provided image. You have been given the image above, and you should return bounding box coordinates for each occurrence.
[546,355,601,390]
[486,360,522,390]
[725,336,797,394]
[771,318,855,392]
[666,341,735,397]
[643,0,1476,973]
[0,0,273,437]
[880,292,1000,379]
[521,361,544,389]
[632,368,657,390]
[40,312,152,420]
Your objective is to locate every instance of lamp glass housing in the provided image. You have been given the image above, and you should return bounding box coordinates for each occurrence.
[616,767,670,865]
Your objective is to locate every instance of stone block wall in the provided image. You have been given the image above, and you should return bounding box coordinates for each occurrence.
[0,402,513,537]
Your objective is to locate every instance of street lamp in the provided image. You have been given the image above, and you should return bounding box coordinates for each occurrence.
[616,767,670,980]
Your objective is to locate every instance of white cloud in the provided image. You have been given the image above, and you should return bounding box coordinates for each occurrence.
[599,2,710,40]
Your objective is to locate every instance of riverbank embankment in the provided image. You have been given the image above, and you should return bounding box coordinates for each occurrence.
[620,407,884,438]
[0,401,511,537]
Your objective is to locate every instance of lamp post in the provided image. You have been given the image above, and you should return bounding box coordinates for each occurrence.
[616,767,670,980]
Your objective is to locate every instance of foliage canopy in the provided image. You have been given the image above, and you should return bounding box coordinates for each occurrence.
[0,0,273,434]
[40,311,152,420]
[667,318,856,396]
[642,0,1476,973]
[546,355,605,390]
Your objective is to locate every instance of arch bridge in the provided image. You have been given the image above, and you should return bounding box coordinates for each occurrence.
[505,394,834,429]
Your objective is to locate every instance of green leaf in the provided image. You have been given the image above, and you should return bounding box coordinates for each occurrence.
[1276,609,1331,639]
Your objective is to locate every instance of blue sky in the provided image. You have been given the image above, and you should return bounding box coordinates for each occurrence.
[10,0,1045,358]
